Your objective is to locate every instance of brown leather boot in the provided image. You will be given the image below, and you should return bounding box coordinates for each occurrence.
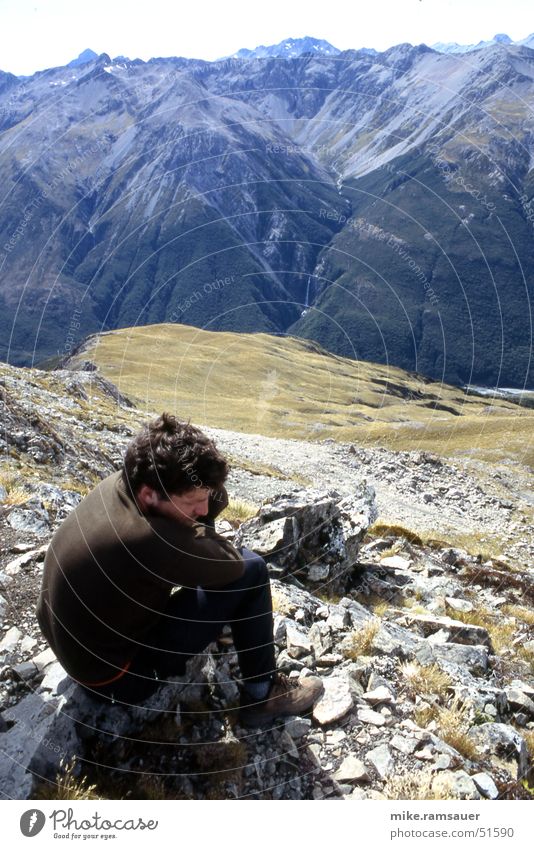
[239,672,324,728]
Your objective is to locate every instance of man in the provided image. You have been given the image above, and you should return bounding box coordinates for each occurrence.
[36,413,323,726]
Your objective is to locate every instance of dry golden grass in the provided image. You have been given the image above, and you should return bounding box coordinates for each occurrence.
[521,729,534,761]
[343,619,380,658]
[400,661,452,699]
[502,604,534,627]
[366,522,424,546]
[33,756,102,800]
[221,497,258,525]
[72,324,534,468]
[383,770,451,800]
[446,606,517,653]
[0,468,29,505]
[435,697,479,760]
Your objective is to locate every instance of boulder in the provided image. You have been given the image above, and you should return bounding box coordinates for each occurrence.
[234,485,377,593]
[467,722,530,779]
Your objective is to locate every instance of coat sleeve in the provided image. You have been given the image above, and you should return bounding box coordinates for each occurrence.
[150,516,245,589]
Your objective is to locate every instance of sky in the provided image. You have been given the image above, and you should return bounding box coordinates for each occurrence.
[0,0,533,76]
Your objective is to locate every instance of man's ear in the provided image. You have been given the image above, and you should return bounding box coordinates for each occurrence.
[137,484,160,511]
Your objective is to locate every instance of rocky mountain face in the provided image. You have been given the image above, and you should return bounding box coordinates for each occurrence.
[1,362,533,799]
[1,42,534,384]
[229,36,342,60]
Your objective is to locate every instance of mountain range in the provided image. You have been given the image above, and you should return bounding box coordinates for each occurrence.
[1,37,533,388]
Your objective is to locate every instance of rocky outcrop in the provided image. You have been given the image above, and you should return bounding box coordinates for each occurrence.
[234,485,377,593]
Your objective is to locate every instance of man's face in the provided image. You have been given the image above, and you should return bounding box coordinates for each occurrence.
[154,486,211,526]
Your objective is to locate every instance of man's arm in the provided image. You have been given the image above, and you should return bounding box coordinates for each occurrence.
[150,511,245,589]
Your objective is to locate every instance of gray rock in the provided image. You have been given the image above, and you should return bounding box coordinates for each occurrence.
[285,622,313,659]
[32,647,56,673]
[419,642,489,675]
[432,769,481,799]
[334,754,369,782]
[313,675,353,725]
[4,546,47,575]
[12,661,39,681]
[307,563,330,582]
[326,606,350,631]
[284,718,312,739]
[505,687,534,716]
[357,708,386,726]
[366,743,394,778]
[19,635,38,654]
[467,723,530,779]
[7,503,50,537]
[308,621,333,657]
[235,485,377,593]
[0,627,22,654]
[390,734,419,755]
[405,612,491,648]
[471,772,499,799]
[361,685,396,705]
[445,597,474,613]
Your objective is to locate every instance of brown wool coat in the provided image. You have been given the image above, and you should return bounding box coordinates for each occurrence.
[36,471,244,685]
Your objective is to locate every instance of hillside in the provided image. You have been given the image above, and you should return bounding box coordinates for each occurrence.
[70,323,534,470]
[1,358,533,800]
[1,44,533,387]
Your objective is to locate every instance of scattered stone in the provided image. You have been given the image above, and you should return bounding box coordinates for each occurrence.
[366,743,394,778]
[313,675,353,725]
[357,708,386,726]
[445,597,474,613]
[0,627,22,654]
[390,734,419,755]
[432,770,481,799]
[334,754,369,783]
[471,772,499,799]
[362,685,396,705]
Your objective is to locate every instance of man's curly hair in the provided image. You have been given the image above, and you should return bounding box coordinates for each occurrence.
[122,412,228,496]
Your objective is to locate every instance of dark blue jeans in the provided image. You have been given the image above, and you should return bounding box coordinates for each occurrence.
[79,548,275,706]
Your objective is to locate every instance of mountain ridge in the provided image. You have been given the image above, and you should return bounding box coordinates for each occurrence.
[1,42,533,387]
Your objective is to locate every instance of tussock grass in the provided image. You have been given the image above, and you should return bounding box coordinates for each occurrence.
[33,756,102,800]
[521,729,534,761]
[343,620,380,658]
[383,770,451,800]
[435,697,478,760]
[221,498,258,525]
[365,522,423,546]
[0,468,29,505]
[502,604,534,627]
[446,606,517,653]
[400,661,452,700]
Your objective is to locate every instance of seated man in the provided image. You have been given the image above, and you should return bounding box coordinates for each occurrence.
[36,412,323,726]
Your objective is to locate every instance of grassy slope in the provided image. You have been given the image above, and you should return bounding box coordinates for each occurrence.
[74,323,534,470]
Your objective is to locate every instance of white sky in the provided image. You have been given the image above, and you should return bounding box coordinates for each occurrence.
[1,0,533,76]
